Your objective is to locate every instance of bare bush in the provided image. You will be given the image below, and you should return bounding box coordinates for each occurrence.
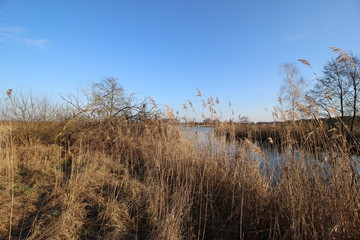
[62,77,160,122]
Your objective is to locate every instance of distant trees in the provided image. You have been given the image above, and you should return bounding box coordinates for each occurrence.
[238,116,250,123]
[2,77,160,125]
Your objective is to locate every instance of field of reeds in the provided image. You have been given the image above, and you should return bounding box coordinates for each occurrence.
[215,117,360,152]
[0,95,359,240]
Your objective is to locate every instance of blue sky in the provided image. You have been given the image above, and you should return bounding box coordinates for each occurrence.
[1,0,360,122]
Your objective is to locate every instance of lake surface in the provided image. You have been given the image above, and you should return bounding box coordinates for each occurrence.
[180,126,360,184]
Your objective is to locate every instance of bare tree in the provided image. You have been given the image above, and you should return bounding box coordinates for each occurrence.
[87,77,127,118]
[318,59,350,119]
[343,55,360,132]
[307,88,335,120]
[62,77,159,122]
[308,52,360,133]
[279,63,307,121]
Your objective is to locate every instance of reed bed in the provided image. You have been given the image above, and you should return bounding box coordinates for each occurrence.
[215,118,360,152]
[0,116,359,239]
[1,78,359,239]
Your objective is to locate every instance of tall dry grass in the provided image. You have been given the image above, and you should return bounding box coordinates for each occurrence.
[1,116,359,239]
[0,83,359,239]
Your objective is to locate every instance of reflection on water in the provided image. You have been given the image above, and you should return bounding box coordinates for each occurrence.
[180,126,241,160]
[180,126,360,184]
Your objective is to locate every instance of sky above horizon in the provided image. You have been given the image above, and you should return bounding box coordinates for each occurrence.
[1,0,360,122]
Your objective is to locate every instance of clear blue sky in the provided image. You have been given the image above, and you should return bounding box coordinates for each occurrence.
[1,0,359,122]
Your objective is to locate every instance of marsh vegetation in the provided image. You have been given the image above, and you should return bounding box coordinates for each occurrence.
[0,49,359,239]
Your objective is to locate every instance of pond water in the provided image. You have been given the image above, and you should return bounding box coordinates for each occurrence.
[180,126,360,184]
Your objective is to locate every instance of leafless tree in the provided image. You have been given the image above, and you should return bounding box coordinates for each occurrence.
[279,63,307,121]
[308,52,360,133]
[62,77,159,122]
[343,55,360,132]
[315,59,350,119]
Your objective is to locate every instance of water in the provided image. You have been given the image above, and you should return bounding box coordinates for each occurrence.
[180,126,241,159]
[180,126,360,185]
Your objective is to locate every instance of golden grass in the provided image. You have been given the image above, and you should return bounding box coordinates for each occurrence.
[0,116,359,239]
